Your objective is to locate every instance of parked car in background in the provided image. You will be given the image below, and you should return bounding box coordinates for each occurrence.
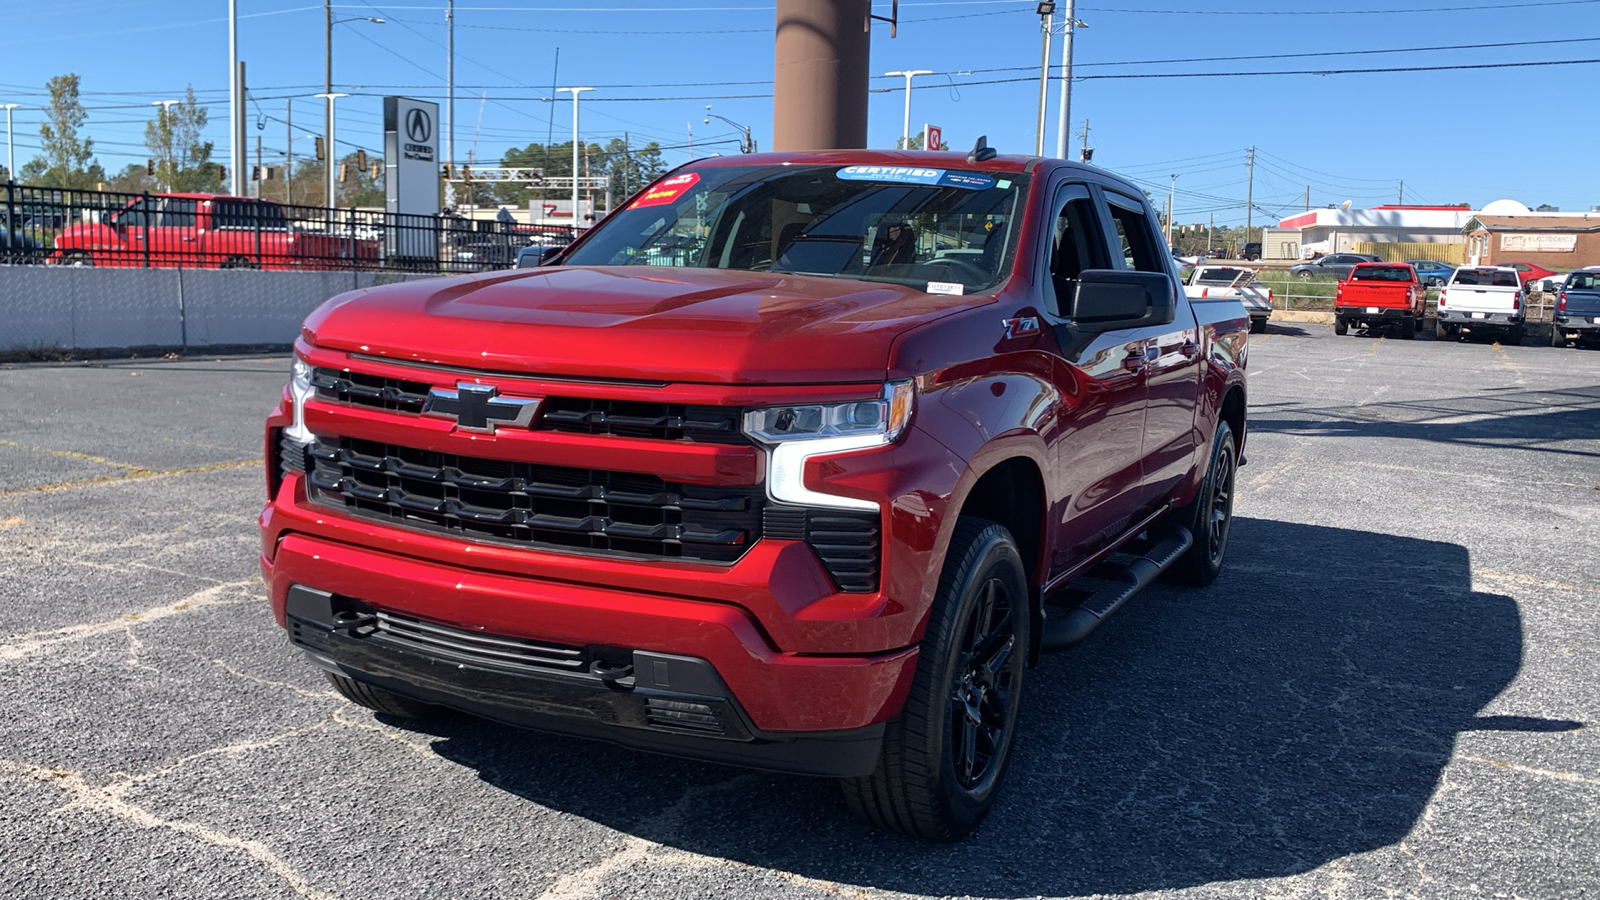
[1,228,45,264]
[1289,253,1382,280]
[1205,247,1228,259]
[53,194,378,270]
[1550,267,1600,348]
[1405,259,1456,287]
[1185,264,1273,333]
[1436,265,1526,343]
[1335,262,1426,338]
[1497,261,1557,284]
[1240,241,1262,261]
[514,244,565,268]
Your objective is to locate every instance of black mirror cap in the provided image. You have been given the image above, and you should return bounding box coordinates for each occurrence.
[1070,269,1177,333]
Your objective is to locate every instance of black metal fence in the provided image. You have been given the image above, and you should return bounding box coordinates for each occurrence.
[0,182,573,273]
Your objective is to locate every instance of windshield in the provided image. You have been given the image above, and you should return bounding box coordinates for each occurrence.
[1568,271,1598,290]
[1451,269,1520,287]
[1351,266,1412,282]
[563,164,1029,294]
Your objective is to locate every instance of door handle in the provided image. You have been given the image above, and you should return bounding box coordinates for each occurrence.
[1121,352,1149,373]
[1179,341,1200,358]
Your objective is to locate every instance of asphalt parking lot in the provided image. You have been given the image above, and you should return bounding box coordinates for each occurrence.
[2,325,1597,899]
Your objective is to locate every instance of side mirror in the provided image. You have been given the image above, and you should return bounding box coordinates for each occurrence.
[539,245,564,265]
[1069,269,1176,332]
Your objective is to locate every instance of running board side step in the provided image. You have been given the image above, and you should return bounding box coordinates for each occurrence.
[1038,526,1193,654]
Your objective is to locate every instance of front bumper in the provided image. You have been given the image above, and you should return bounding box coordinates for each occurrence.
[1437,310,1522,326]
[261,523,919,768]
[284,584,888,776]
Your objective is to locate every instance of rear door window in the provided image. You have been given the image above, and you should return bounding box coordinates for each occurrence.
[1102,192,1166,273]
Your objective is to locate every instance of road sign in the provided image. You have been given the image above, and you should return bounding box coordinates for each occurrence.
[924,124,942,151]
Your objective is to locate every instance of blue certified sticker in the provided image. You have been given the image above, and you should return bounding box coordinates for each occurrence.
[837,166,996,191]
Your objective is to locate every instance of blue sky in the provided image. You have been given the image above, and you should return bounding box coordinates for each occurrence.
[1,0,1597,225]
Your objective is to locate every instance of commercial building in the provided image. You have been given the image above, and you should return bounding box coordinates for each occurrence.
[1276,205,1473,257]
[1463,211,1600,270]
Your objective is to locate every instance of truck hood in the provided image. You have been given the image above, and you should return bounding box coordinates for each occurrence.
[302,266,989,384]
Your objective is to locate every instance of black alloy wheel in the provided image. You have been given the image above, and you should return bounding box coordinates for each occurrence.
[1168,418,1238,586]
[843,518,1030,841]
[949,576,1020,791]
[1201,433,1237,568]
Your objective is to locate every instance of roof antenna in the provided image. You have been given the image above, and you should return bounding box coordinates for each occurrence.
[967,135,997,163]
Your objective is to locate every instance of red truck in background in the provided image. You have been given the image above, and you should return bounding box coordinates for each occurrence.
[261,146,1250,840]
[54,193,378,270]
[1335,262,1427,338]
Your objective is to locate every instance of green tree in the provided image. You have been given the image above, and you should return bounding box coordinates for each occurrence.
[488,139,667,210]
[144,86,221,193]
[333,151,384,207]
[24,73,104,188]
[898,133,949,151]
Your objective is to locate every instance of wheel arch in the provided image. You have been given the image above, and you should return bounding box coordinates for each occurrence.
[944,453,1047,666]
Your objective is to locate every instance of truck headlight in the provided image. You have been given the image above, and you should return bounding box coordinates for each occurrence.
[743,382,913,511]
[285,357,315,444]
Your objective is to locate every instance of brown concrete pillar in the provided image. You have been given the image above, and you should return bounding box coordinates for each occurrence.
[773,0,870,151]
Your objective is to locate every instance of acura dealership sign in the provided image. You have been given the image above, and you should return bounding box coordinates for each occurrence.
[384,96,441,260]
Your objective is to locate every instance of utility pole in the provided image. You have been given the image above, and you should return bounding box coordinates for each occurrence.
[2,104,17,180]
[1034,6,1053,156]
[1398,179,1404,205]
[1079,118,1089,162]
[1053,0,1078,159]
[255,134,262,199]
[1167,173,1178,248]
[285,100,293,204]
[230,0,244,196]
[1245,145,1255,237]
[558,87,592,233]
[884,71,930,148]
[1208,213,1214,254]
[446,0,455,174]
[1304,185,1309,212]
[622,132,630,198]
[325,0,333,209]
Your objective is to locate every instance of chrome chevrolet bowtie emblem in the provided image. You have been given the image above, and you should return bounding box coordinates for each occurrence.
[422,382,540,433]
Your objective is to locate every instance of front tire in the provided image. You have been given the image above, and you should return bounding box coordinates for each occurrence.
[842,518,1029,842]
[1167,419,1238,587]
[325,671,438,719]
[1401,317,1417,340]
[1504,325,1525,345]
[1334,318,1349,336]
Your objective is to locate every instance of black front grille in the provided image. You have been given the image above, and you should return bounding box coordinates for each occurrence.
[305,436,763,563]
[312,368,430,414]
[763,506,882,593]
[539,398,748,444]
[372,610,590,676]
[312,367,749,444]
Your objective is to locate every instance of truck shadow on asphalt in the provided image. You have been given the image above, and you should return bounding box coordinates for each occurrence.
[415,517,1568,896]
[1250,385,1600,461]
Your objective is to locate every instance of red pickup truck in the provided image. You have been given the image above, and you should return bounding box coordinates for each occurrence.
[1335,262,1426,338]
[261,147,1250,840]
[54,193,377,270]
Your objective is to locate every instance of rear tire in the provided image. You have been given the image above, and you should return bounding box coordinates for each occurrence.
[842,518,1029,842]
[1250,317,1268,334]
[1504,325,1525,345]
[1167,419,1237,588]
[1435,319,1455,340]
[1401,317,1417,340]
[1551,326,1566,348]
[1334,318,1349,336]
[325,671,438,719]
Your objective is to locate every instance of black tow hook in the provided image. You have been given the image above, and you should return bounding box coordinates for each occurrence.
[329,610,378,636]
[589,660,635,684]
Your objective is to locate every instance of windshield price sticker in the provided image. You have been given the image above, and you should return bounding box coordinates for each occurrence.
[630,172,701,209]
[838,167,997,191]
[927,281,966,295]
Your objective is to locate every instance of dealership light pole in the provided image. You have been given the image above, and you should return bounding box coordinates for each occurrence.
[317,92,349,208]
[1167,173,1179,247]
[1034,2,1054,155]
[1054,4,1084,159]
[883,70,931,149]
[324,1,384,209]
[2,103,17,180]
[229,0,244,196]
[558,87,592,232]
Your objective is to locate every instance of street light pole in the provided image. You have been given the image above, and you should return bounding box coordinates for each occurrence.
[230,0,244,196]
[1,104,17,181]
[558,87,593,233]
[317,92,349,208]
[1034,2,1054,155]
[704,107,755,153]
[883,70,931,149]
[1054,1,1083,159]
[1167,173,1178,248]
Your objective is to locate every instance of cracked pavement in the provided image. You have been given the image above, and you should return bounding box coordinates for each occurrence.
[1,330,1597,899]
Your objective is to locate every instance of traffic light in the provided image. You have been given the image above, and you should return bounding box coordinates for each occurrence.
[369,162,381,180]
[146,158,154,174]
[1080,147,1094,162]
[251,165,261,182]
[314,137,325,161]
[462,165,473,182]
[338,162,348,183]
[217,164,227,183]
[355,150,367,171]
[441,163,452,179]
